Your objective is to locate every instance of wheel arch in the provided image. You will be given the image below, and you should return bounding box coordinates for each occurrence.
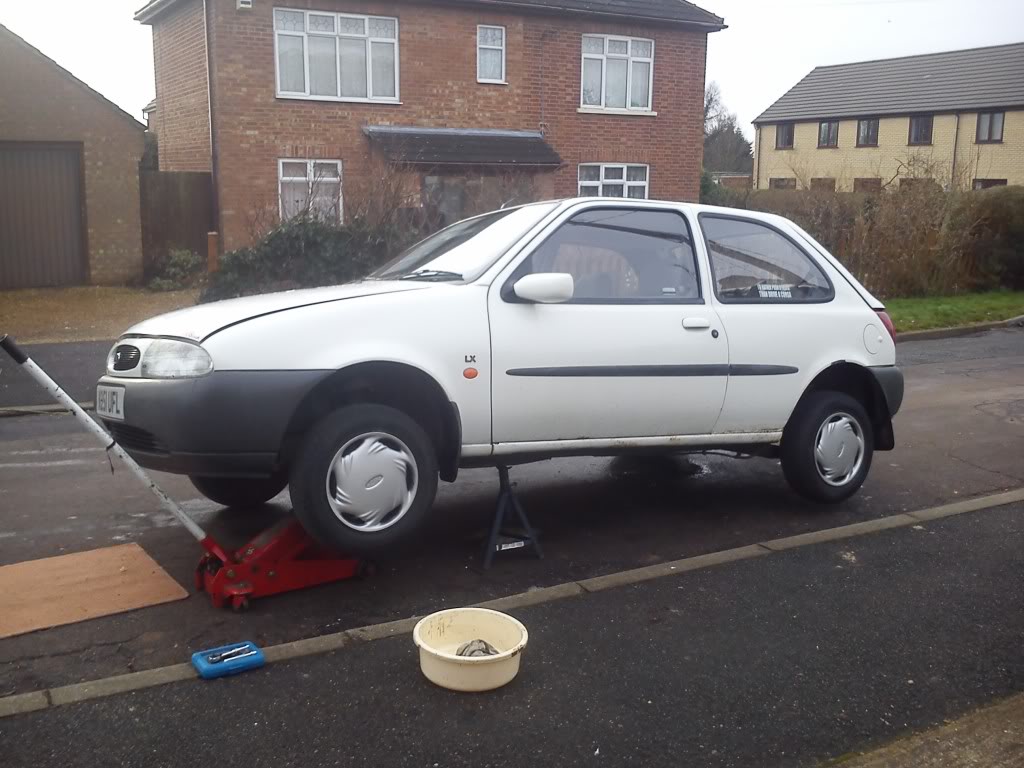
[279,361,461,481]
[793,361,895,450]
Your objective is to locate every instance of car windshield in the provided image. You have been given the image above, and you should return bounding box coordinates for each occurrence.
[371,202,558,282]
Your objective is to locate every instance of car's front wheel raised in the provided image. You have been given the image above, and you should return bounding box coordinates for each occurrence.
[289,404,438,556]
[189,474,287,508]
[781,390,873,503]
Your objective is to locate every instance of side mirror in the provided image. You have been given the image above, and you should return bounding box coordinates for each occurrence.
[512,273,574,304]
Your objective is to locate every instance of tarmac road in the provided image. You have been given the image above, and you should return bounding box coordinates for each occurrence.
[0,328,1021,699]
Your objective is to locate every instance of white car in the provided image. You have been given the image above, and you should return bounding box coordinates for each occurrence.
[97,199,903,554]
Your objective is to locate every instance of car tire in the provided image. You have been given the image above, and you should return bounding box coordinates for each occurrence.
[781,390,874,503]
[189,474,288,508]
[289,404,439,556]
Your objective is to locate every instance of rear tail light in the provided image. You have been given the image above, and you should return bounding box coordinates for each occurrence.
[876,310,896,342]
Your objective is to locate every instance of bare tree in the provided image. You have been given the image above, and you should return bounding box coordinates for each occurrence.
[704,81,726,136]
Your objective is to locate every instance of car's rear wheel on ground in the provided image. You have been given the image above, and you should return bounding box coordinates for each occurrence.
[288,404,439,556]
[189,474,288,508]
[781,390,873,503]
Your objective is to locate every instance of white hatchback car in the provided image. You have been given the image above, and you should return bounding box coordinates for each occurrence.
[97,199,903,554]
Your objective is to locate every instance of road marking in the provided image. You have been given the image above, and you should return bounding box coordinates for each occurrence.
[1,485,1022,718]
[6,447,101,456]
[0,459,95,470]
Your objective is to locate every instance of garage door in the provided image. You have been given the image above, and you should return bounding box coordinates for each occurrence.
[0,143,86,289]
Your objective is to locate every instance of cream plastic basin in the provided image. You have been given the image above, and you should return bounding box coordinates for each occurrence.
[413,608,529,692]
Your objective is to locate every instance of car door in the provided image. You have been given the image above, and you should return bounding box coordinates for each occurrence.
[696,212,844,434]
[488,204,728,446]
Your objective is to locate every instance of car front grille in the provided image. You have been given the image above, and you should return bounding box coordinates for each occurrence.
[112,344,141,371]
[105,423,168,454]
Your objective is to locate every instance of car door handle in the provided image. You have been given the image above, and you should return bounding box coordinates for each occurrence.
[682,317,711,330]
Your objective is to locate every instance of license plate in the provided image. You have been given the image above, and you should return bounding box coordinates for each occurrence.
[96,385,126,421]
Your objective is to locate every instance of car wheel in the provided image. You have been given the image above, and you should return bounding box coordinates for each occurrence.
[289,404,439,556]
[189,474,287,508]
[781,390,873,503]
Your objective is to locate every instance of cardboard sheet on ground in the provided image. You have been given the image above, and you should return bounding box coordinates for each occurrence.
[0,543,187,638]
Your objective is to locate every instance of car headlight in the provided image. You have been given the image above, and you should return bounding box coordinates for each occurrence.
[141,339,214,379]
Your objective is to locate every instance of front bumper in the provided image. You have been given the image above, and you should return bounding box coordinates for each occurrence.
[96,370,326,477]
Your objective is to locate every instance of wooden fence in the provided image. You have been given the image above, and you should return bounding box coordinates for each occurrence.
[140,170,214,278]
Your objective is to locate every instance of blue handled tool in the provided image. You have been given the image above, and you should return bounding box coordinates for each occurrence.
[191,641,265,679]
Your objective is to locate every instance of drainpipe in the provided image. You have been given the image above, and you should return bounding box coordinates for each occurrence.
[203,0,221,255]
[754,125,762,190]
[949,112,961,191]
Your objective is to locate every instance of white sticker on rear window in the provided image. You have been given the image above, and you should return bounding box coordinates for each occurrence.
[757,284,792,299]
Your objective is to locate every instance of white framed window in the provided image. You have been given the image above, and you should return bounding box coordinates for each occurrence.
[580,35,653,111]
[578,164,649,199]
[477,25,506,83]
[274,8,399,102]
[279,159,343,223]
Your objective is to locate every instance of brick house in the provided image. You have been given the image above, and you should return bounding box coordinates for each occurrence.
[135,0,725,253]
[752,43,1024,192]
[0,25,146,289]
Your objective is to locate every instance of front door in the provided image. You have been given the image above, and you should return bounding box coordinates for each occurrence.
[488,205,728,446]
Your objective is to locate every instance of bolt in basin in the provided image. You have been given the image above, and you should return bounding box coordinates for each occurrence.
[413,607,529,692]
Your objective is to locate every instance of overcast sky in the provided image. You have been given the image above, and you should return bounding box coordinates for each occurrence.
[1,0,1022,135]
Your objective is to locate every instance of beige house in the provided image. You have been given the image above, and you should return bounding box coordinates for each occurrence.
[752,42,1024,192]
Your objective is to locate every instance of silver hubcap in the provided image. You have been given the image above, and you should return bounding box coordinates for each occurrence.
[325,432,418,532]
[814,412,865,487]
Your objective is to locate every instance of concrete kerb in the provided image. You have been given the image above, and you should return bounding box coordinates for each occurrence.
[895,314,1024,343]
[2,486,1022,718]
[0,691,49,717]
[0,402,94,418]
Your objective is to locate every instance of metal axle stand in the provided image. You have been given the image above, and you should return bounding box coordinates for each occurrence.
[483,465,543,569]
[1,333,364,612]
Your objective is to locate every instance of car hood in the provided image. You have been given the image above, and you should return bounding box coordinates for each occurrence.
[124,281,429,342]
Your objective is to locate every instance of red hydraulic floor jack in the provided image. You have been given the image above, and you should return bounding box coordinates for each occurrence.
[1,334,364,611]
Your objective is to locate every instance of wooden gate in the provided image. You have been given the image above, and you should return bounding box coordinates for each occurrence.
[140,170,214,277]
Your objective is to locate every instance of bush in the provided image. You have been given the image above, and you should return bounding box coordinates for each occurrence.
[148,248,204,292]
[200,216,407,303]
[732,185,1024,297]
[947,185,1024,290]
[699,170,745,208]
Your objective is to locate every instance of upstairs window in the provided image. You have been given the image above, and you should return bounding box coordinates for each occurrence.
[279,159,343,223]
[976,111,1004,143]
[580,35,654,111]
[274,9,399,102]
[578,164,649,198]
[818,120,839,148]
[775,123,794,149]
[477,25,506,83]
[857,118,879,147]
[909,115,933,145]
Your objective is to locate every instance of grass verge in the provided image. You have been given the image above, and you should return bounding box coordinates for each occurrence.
[885,291,1024,332]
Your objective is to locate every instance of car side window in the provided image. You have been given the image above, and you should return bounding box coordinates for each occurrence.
[700,215,833,302]
[512,208,701,303]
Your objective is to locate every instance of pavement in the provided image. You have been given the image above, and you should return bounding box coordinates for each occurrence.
[0,328,1022,765]
[840,691,1024,768]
